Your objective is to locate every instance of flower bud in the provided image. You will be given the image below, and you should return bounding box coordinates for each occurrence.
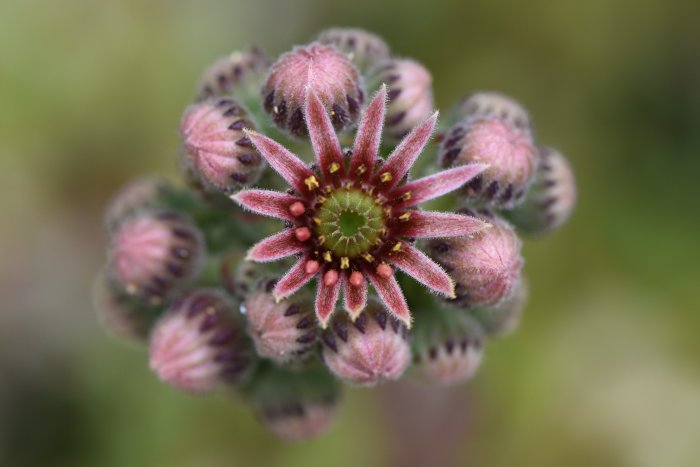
[197,46,270,101]
[181,98,264,192]
[413,312,485,386]
[247,364,340,441]
[316,28,390,71]
[321,299,411,387]
[149,289,253,393]
[103,177,171,230]
[428,214,523,309]
[440,116,538,207]
[452,91,531,132]
[243,278,317,364]
[108,211,205,303]
[506,147,577,235]
[368,59,434,141]
[471,279,528,337]
[92,271,160,343]
[262,43,364,137]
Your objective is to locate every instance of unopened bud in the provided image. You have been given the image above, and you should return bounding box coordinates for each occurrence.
[321,299,411,387]
[506,147,577,235]
[103,177,171,230]
[243,278,317,363]
[440,117,538,207]
[181,98,264,192]
[452,91,531,132]
[413,310,485,386]
[368,58,434,141]
[472,279,528,337]
[149,289,253,393]
[262,43,364,137]
[247,364,340,441]
[197,46,270,101]
[429,214,522,309]
[108,211,205,303]
[316,28,390,71]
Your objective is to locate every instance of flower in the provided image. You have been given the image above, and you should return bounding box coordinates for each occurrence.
[233,86,489,327]
[316,28,390,71]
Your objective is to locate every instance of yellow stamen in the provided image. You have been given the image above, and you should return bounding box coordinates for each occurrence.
[362,253,374,262]
[313,217,321,225]
[357,164,367,175]
[380,172,393,183]
[324,251,333,262]
[329,162,340,174]
[318,235,326,244]
[304,176,319,191]
[399,213,411,221]
[392,242,402,252]
[340,257,350,269]
[401,192,412,201]
[317,195,328,204]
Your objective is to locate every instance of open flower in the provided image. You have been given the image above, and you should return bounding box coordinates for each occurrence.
[233,86,488,327]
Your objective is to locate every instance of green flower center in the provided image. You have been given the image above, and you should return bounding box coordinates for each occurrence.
[315,188,385,258]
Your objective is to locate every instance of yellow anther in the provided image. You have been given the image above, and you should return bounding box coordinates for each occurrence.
[318,235,326,244]
[374,238,383,245]
[304,176,319,191]
[313,217,321,225]
[392,242,402,252]
[357,164,367,175]
[317,195,328,204]
[379,227,387,235]
[384,207,392,216]
[399,213,411,221]
[362,253,374,262]
[380,172,393,183]
[329,162,340,174]
[324,251,333,262]
[401,192,412,201]
[340,257,350,269]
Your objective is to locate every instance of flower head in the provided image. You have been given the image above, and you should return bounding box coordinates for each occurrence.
[233,86,488,327]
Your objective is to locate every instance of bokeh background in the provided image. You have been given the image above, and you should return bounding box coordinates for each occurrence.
[1,0,699,466]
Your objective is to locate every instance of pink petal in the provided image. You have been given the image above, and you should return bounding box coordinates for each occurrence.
[399,211,489,239]
[232,189,304,221]
[305,89,345,178]
[366,270,411,328]
[390,163,488,208]
[246,229,303,262]
[389,243,455,297]
[343,276,368,320]
[350,85,386,179]
[316,274,342,328]
[373,112,438,190]
[274,258,316,300]
[245,130,313,194]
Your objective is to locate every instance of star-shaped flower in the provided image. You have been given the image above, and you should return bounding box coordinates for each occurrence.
[233,85,488,327]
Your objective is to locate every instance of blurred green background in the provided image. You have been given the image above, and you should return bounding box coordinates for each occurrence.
[1,0,698,466]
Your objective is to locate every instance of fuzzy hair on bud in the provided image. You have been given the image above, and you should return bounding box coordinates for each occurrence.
[440,116,539,207]
[180,97,264,192]
[368,58,435,142]
[429,213,523,309]
[108,211,205,304]
[321,300,411,386]
[103,177,171,230]
[262,43,364,137]
[243,277,317,363]
[316,28,390,71]
[149,289,253,393]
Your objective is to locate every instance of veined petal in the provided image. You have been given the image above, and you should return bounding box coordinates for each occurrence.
[316,274,342,328]
[305,89,344,178]
[366,270,411,328]
[273,258,316,300]
[390,163,488,208]
[350,85,386,179]
[246,229,303,262]
[399,211,489,238]
[343,276,368,320]
[232,189,304,221]
[373,112,438,190]
[389,243,455,297]
[244,129,313,194]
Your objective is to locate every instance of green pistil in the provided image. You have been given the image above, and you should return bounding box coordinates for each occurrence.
[315,188,385,258]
